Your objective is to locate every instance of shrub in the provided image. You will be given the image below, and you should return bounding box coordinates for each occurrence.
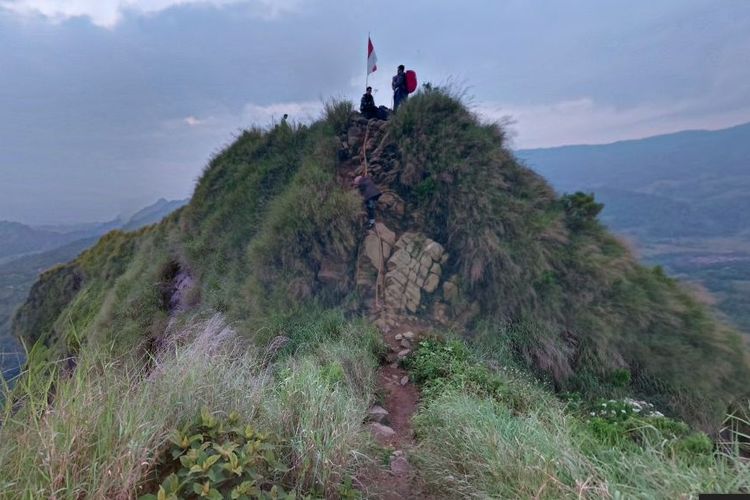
[406,337,534,413]
[560,191,604,229]
[323,99,353,136]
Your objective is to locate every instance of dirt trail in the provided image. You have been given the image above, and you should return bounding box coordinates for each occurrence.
[358,321,432,499]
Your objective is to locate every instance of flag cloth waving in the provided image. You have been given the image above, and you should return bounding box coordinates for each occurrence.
[367,36,378,75]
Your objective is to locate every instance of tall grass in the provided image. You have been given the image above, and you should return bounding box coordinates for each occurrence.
[0,312,379,498]
[408,337,750,499]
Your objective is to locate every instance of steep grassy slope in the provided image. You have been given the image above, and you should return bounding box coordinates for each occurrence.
[519,125,750,336]
[11,89,750,432]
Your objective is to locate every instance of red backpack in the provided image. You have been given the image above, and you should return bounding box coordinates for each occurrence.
[405,70,418,93]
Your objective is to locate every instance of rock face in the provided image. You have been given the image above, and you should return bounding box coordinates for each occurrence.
[383,232,446,314]
[354,218,469,328]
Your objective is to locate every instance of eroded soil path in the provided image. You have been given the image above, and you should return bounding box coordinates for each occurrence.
[358,321,432,499]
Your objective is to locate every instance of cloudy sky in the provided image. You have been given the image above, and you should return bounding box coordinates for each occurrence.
[1,0,749,224]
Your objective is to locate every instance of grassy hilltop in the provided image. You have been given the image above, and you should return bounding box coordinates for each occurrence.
[3,88,749,498]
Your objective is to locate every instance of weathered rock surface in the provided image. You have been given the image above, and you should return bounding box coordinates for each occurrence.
[370,423,396,439]
[390,455,412,476]
[368,405,389,423]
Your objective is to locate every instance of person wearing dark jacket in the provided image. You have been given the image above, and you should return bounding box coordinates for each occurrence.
[392,65,408,112]
[360,86,378,119]
[353,174,382,229]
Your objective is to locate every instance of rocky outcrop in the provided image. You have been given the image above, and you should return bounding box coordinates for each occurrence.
[384,232,447,314]
[340,114,479,330]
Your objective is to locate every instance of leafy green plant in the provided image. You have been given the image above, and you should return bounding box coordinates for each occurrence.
[142,408,294,500]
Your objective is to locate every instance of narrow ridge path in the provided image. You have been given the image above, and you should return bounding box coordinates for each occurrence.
[361,321,432,499]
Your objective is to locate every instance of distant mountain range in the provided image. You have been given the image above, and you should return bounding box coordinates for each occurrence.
[518,121,750,240]
[0,198,188,263]
[0,198,188,378]
[518,121,750,333]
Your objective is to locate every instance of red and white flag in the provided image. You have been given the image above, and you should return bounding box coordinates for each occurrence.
[367,36,377,75]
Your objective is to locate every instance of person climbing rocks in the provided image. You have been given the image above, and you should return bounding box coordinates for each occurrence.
[353,174,382,229]
[360,86,378,119]
[392,65,408,112]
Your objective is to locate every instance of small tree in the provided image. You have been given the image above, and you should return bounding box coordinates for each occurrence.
[560,192,603,229]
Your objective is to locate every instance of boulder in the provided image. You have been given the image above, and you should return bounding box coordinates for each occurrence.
[368,405,389,423]
[423,273,440,293]
[390,456,412,476]
[370,423,396,440]
[403,331,416,340]
[430,262,442,276]
[443,280,459,304]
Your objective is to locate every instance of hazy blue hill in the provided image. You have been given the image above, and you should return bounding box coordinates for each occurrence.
[0,221,70,260]
[519,121,750,195]
[519,123,750,237]
[122,198,187,231]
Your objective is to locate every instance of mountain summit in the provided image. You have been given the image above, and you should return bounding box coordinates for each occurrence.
[6,88,750,498]
[15,88,748,429]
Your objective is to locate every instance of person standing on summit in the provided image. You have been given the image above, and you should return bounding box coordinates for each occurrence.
[392,65,408,112]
